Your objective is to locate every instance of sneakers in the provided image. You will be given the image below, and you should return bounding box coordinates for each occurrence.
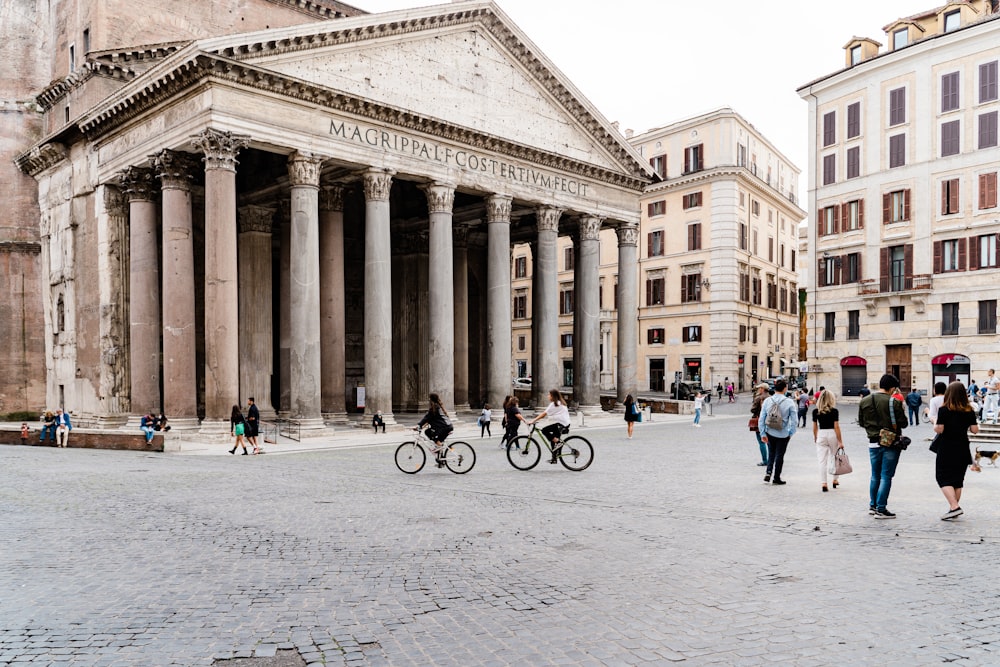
[873,509,896,519]
[941,507,963,520]
[763,474,771,483]
[868,506,877,515]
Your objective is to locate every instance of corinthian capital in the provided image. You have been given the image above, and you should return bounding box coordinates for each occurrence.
[287,152,323,187]
[103,185,126,218]
[118,166,157,203]
[238,205,275,235]
[319,184,345,212]
[153,150,199,190]
[422,182,455,214]
[486,194,512,224]
[362,169,394,202]
[616,223,640,247]
[191,128,250,172]
[536,205,563,233]
[578,215,604,241]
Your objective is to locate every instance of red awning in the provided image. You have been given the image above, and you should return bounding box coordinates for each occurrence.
[840,356,867,366]
[931,353,971,366]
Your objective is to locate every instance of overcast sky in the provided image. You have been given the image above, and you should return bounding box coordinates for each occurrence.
[348,0,928,199]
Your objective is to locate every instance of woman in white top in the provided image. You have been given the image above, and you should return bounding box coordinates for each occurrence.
[529,389,571,464]
[479,404,492,438]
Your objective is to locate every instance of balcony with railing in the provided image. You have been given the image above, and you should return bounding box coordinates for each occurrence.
[857,274,933,295]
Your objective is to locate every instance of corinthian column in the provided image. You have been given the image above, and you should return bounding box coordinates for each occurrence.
[534,205,562,404]
[192,128,249,430]
[363,168,395,423]
[616,223,640,403]
[120,166,160,421]
[287,152,325,430]
[423,182,456,410]
[486,195,513,408]
[238,205,275,419]
[154,150,199,430]
[576,215,603,412]
[319,184,347,421]
[453,224,470,409]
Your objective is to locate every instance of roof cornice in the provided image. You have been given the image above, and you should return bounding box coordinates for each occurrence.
[262,0,366,19]
[645,166,805,219]
[15,143,68,177]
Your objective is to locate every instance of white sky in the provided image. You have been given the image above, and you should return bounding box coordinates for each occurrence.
[347,0,927,198]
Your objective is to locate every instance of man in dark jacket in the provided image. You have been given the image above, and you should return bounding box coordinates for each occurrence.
[858,374,909,519]
[905,388,923,426]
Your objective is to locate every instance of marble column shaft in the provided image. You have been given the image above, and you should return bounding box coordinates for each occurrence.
[576,215,603,408]
[534,206,562,400]
[363,169,395,421]
[424,183,456,409]
[287,153,324,428]
[155,151,199,423]
[486,196,513,408]
[193,128,249,423]
[617,224,640,402]
[122,166,160,415]
[278,201,291,414]
[319,185,347,418]
[238,205,275,418]
[453,226,470,408]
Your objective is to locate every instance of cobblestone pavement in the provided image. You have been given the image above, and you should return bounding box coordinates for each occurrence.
[3,405,1000,666]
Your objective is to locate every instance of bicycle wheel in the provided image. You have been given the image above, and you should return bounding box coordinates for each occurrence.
[442,441,476,474]
[507,435,541,470]
[558,435,594,471]
[394,441,426,474]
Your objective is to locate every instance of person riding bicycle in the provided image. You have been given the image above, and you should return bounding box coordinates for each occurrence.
[415,392,453,452]
[528,388,571,464]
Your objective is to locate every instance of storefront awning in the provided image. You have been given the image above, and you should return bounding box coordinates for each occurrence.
[931,353,971,366]
[840,356,867,366]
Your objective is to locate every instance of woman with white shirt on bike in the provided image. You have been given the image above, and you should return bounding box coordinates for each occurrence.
[528,388,572,464]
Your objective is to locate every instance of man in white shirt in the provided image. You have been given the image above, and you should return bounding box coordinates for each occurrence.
[984,369,1000,424]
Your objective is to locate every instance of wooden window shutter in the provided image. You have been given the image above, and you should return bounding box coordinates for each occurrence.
[818,259,826,287]
[941,182,948,215]
[647,233,653,258]
[645,279,651,306]
[858,199,865,228]
[933,241,942,273]
[880,247,890,284]
[904,244,914,277]
[903,189,911,221]
[959,237,967,270]
[982,174,990,209]
[834,204,841,233]
[950,180,960,214]
[856,253,863,281]
[696,224,702,249]
[969,236,980,270]
[680,276,688,302]
[817,209,824,237]
[883,193,891,224]
[839,254,848,285]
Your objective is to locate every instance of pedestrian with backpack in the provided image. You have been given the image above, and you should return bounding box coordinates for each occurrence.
[760,378,796,485]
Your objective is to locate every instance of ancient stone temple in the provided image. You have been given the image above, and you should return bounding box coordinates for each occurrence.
[11,0,651,431]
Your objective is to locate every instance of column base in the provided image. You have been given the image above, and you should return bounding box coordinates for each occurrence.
[600,372,615,391]
[297,417,327,432]
[122,414,144,430]
[165,417,201,433]
[199,418,233,439]
[93,414,129,429]
[577,404,605,416]
[323,411,352,425]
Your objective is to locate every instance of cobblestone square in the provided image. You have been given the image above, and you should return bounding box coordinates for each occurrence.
[3,406,999,665]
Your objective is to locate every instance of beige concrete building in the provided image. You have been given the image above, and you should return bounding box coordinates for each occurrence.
[511,108,805,398]
[799,0,1000,395]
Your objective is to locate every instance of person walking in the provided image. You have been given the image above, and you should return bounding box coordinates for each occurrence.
[245,397,261,454]
[716,383,724,401]
[623,394,640,439]
[229,404,248,455]
[858,373,908,519]
[812,390,845,492]
[984,369,1000,423]
[726,382,735,403]
[478,404,492,438]
[750,383,769,467]
[501,395,526,449]
[932,381,981,520]
[54,409,72,448]
[692,391,704,427]
[39,411,56,444]
[796,390,811,428]
[760,378,796,485]
[905,387,923,426]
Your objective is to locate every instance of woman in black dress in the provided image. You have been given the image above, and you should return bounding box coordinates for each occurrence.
[623,394,640,439]
[933,381,980,520]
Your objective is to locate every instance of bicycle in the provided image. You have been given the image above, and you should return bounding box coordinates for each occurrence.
[394,428,476,474]
[506,423,594,471]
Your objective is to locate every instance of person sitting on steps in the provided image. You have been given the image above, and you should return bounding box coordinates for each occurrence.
[528,388,572,464]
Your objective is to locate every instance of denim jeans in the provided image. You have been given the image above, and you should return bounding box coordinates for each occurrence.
[907,406,919,426]
[694,408,701,425]
[754,430,768,464]
[39,424,56,442]
[868,445,901,511]
[765,435,790,479]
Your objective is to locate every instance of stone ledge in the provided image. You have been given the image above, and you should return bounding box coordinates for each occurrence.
[0,427,164,452]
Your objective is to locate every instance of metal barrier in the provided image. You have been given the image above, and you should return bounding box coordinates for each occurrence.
[261,421,279,445]
[260,419,301,443]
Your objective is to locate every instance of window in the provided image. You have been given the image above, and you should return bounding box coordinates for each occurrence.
[818,257,839,287]
[885,245,911,292]
[824,313,836,341]
[561,333,573,348]
[768,237,774,263]
[517,335,526,351]
[883,189,910,223]
[739,223,748,250]
[935,239,965,272]
[790,284,798,315]
[973,233,998,269]
[514,256,527,278]
[844,199,864,231]
[944,9,960,32]
[823,111,836,146]
[846,146,860,179]
[646,277,665,306]
[681,274,702,303]
[979,300,997,334]
[766,278,777,308]
[752,200,760,217]
[889,134,906,168]
[848,310,860,340]
[981,61,999,103]
[682,325,702,343]
[647,200,665,217]
[942,72,960,112]
[751,326,758,344]
[753,230,758,256]
[941,120,961,156]
[739,325,747,343]
[791,250,797,272]
[980,173,998,209]
[647,230,664,257]
[820,205,838,236]
[889,87,906,126]
[942,178,960,215]
[980,111,998,149]
[847,102,861,138]
[844,252,862,284]
[822,154,836,185]
[559,288,574,315]
[751,274,762,305]
[682,192,703,209]
[850,45,862,66]
[687,223,701,251]
[942,302,960,336]
[82,28,90,53]
[779,243,785,268]
[649,154,666,178]
[893,28,908,50]
[513,294,527,319]
[739,268,750,302]
[69,44,75,71]
[890,306,905,322]
[683,144,704,174]
[564,247,574,272]
[647,328,665,345]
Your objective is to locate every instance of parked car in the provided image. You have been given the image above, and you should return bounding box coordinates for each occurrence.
[512,377,532,390]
